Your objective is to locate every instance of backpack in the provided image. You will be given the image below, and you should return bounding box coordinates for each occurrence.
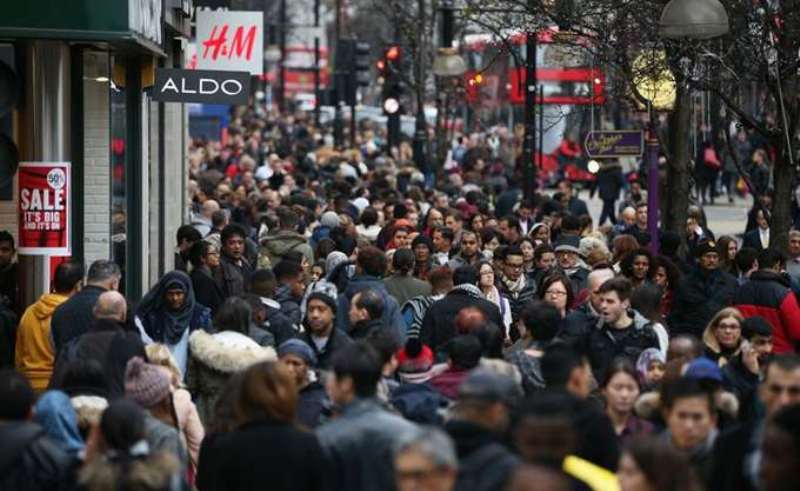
[455,443,519,491]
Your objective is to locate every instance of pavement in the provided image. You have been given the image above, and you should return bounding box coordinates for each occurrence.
[575,189,752,238]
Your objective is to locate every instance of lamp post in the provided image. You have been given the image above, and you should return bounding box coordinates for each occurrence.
[432,0,466,172]
[413,0,430,182]
[648,0,729,253]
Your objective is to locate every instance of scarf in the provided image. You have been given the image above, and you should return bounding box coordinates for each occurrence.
[451,283,486,300]
[135,270,197,344]
[484,285,503,309]
[501,272,527,295]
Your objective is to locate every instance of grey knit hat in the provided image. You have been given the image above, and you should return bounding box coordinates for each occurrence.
[124,357,171,408]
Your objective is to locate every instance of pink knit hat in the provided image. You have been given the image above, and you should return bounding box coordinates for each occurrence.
[124,357,171,408]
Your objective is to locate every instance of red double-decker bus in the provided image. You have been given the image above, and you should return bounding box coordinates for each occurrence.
[463,29,605,107]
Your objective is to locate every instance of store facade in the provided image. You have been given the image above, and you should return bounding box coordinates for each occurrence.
[0,0,193,302]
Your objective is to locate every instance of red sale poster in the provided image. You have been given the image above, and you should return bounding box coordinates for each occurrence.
[18,162,71,255]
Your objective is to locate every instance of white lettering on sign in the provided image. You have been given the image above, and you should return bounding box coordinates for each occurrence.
[159,76,244,97]
[196,10,264,75]
[20,188,65,212]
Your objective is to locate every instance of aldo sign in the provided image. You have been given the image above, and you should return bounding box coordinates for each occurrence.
[152,68,250,104]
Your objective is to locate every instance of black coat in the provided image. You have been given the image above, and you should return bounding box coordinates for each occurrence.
[420,286,504,357]
[50,285,105,353]
[190,267,225,316]
[558,302,599,353]
[445,420,519,491]
[708,422,758,491]
[0,304,16,369]
[749,164,769,197]
[196,419,325,491]
[597,165,625,201]
[587,314,660,381]
[567,197,590,217]
[301,327,353,371]
[721,354,760,404]
[741,228,767,252]
[298,381,328,429]
[668,267,738,338]
[263,301,297,346]
[50,318,146,398]
[0,422,75,491]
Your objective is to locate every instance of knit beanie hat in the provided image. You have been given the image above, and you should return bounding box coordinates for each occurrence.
[278,339,318,367]
[320,211,340,229]
[124,357,171,408]
[307,290,337,314]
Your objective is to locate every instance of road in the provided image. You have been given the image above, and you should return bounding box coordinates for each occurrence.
[576,190,752,239]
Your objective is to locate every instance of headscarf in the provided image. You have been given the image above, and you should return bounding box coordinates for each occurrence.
[635,348,666,384]
[33,390,84,456]
[135,270,197,344]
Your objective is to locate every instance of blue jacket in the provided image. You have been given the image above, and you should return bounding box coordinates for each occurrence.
[336,275,407,343]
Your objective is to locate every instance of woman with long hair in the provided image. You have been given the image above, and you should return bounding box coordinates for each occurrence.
[652,255,682,318]
[620,248,656,289]
[612,235,640,273]
[196,362,325,491]
[601,359,653,443]
[519,237,536,274]
[476,260,513,336]
[716,235,740,275]
[702,307,745,366]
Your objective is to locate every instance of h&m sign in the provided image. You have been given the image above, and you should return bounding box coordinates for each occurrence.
[152,68,250,104]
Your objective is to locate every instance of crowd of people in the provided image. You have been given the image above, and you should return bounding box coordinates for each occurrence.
[0,105,800,491]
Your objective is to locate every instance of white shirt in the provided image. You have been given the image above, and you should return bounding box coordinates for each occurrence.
[760,228,770,249]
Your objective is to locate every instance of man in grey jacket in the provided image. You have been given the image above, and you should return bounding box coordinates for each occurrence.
[317,342,417,491]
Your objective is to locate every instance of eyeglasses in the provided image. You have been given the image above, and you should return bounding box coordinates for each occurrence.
[545,290,568,297]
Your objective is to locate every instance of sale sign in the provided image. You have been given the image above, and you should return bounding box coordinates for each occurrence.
[18,162,71,255]
[196,10,263,75]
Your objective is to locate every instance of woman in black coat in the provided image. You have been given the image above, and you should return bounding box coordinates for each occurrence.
[196,361,325,491]
[189,240,225,316]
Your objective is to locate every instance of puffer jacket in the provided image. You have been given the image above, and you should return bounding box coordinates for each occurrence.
[668,267,738,338]
[186,330,276,425]
[587,310,660,380]
[15,293,69,391]
[336,275,407,344]
[0,422,74,491]
[259,229,314,268]
[733,270,800,353]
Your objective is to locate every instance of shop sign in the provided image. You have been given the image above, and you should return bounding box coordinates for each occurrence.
[153,68,250,104]
[584,130,644,158]
[196,10,263,75]
[18,162,70,255]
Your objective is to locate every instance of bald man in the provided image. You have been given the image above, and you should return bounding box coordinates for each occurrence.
[192,199,219,236]
[558,267,616,352]
[50,290,145,397]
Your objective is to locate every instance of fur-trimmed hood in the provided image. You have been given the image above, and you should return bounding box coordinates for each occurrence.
[634,389,739,420]
[189,330,276,373]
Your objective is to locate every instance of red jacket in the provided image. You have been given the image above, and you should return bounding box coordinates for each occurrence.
[733,270,800,353]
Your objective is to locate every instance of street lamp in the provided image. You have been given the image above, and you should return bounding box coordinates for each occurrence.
[647,0,729,253]
[432,47,467,78]
[659,0,730,40]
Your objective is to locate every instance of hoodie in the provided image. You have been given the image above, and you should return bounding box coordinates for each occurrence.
[259,229,314,268]
[15,293,69,391]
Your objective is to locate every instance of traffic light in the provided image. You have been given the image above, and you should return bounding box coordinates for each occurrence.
[354,41,371,88]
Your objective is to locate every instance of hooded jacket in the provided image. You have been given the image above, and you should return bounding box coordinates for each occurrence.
[587,310,660,380]
[668,267,738,338]
[186,330,276,425]
[16,293,70,391]
[0,422,74,491]
[336,275,407,344]
[733,270,800,353]
[259,229,314,268]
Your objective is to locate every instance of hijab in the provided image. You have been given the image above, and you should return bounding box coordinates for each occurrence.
[34,390,84,456]
[135,270,197,344]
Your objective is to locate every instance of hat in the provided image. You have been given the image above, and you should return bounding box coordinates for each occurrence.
[411,235,433,251]
[742,316,773,339]
[393,219,413,233]
[554,235,581,255]
[684,357,723,383]
[124,357,172,408]
[320,211,340,229]
[396,341,435,374]
[307,290,337,314]
[278,339,318,367]
[695,239,719,258]
[457,369,519,402]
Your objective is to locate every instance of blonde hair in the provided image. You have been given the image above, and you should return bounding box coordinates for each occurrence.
[706,307,744,332]
[145,344,183,388]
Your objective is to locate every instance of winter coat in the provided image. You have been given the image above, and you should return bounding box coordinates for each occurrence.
[506,347,546,395]
[219,254,253,299]
[420,285,504,357]
[336,275,407,344]
[497,278,537,327]
[197,419,325,491]
[0,422,75,491]
[260,297,298,345]
[742,228,768,252]
[668,267,738,338]
[566,197,590,217]
[587,310,660,380]
[173,388,204,472]
[383,274,432,307]
[316,398,417,491]
[79,451,179,491]
[429,367,470,400]
[298,381,328,429]
[702,323,742,367]
[721,354,760,404]
[0,303,16,369]
[558,302,599,353]
[734,270,800,353]
[186,330,277,425]
[275,285,302,327]
[301,327,353,371]
[749,164,769,197]
[15,293,70,391]
[50,318,146,398]
[445,420,519,491]
[709,421,758,491]
[190,267,225,316]
[259,230,314,268]
[50,285,106,354]
[350,318,384,340]
[597,164,625,201]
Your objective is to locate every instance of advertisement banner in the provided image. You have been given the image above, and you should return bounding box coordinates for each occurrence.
[584,130,644,159]
[152,68,251,104]
[196,10,263,75]
[18,162,70,255]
